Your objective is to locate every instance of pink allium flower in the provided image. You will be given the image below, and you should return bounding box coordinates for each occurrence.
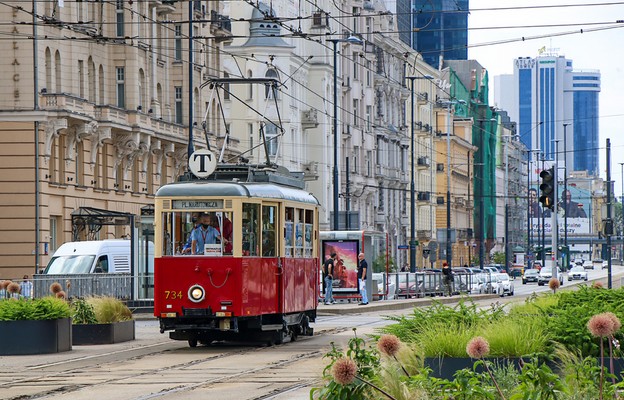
[603,312,622,332]
[331,357,357,385]
[7,282,20,294]
[377,334,402,357]
[50,282,62,294]
[466,336,490,359]
[55,290,66,299]
[593,281,604,289]
[548,277,560,291]
[588,313,616,337]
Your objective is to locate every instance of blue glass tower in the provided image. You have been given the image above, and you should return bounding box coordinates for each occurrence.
[572,73,600,176]
[397,0,469,69]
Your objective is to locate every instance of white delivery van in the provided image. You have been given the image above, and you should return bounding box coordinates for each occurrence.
[44,239,133,274]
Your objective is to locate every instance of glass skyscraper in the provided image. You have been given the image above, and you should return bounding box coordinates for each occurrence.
[397,0,469,69]
[494,55,600,176]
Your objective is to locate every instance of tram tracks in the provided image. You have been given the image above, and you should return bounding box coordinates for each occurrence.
[2,322,361,400]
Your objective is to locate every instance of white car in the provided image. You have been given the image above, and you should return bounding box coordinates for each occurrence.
[490,273,514,297]
[569,266,588,281]
[538,268,564,286]
[582,259,594,270]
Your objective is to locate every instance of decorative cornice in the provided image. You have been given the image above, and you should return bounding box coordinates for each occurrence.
[43,118,68,160]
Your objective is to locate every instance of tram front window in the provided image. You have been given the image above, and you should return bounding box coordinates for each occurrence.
[161,210,233,256]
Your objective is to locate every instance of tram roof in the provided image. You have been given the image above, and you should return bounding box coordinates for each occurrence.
[155,181,319,205]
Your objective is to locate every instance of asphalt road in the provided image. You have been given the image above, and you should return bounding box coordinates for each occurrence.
[1,265,622,400]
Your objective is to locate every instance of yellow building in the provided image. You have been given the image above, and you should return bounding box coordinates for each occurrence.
[0,1,231,279]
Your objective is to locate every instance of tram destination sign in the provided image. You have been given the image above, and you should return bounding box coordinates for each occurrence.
[172,200,223,209]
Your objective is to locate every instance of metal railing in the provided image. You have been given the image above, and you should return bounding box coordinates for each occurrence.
[32,273,154,300]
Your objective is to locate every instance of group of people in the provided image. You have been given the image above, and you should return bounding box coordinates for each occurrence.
[529,188,587,218]
[323,251,369,306]
[182,213,232,255]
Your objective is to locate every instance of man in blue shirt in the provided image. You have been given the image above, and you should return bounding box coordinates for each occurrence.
[191,213,222,255]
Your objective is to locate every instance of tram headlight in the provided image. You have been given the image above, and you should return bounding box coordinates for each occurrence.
[188,285,205,303]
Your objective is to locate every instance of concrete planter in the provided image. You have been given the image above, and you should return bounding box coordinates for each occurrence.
[72,320,135,345]
[424,357,528,380]
[0,318,72,355]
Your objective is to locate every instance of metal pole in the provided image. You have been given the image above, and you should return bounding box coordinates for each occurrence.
[446,104,452,266]
[332,40,339,230]
[408,77,416,272]
[479,198,484,269]
[504,136,509,273]
[468,150,472,266]
[620,162,623,263]
[541,154,546,267]
[345,157,350,230]
[478,120,485,269]
[563,124,569,257]
[187,1,195,162]
[607,138,613,288]
[33,0,40,274]
[552,140,559,278]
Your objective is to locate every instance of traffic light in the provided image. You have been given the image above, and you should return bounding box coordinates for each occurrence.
[539,167,555,210]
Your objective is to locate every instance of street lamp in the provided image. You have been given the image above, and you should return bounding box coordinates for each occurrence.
[563,123,570,254]
[407,75,433,272]
[329,36,363,230]
[620,162,624,263]
[440,99,465,266]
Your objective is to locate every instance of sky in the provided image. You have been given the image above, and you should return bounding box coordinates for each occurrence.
[467,0,624,193]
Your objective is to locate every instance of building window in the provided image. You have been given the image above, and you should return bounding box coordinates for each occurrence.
[247,70,253,99]
[75,141,84,185]
[265,69,279,99]
[248,123,254,157]
[78,60,84,98]
[223,72,230,100]
[174,24,182,61]
[116,0,124,37]
[353,99,359,126]
[175,86,183,124]
[116,67,125,108]
[49,216,61,253]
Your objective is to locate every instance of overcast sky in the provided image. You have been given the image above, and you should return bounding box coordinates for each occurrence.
[467,0,624,192]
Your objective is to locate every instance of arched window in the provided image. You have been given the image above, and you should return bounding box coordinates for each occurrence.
[55,50,62,93]
[88,57,96,102]
[265,69,279,99]
[98,65,105,104]
[45,48,52,91]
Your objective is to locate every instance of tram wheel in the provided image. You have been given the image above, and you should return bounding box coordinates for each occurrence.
[188,339,198,348]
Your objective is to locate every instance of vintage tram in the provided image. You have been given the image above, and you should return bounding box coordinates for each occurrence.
[153,163,319,346]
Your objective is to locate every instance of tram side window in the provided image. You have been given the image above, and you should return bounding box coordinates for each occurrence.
[213,211,233,255]
[162,212,174,255]
[295,209,304,257]
[262,205,277,256]
[284,207,294,257]
[242,203,260,256]
[304,209,314,257]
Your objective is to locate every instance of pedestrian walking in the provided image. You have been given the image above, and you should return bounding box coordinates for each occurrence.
[357,253,368,305]
[323,252,337,304]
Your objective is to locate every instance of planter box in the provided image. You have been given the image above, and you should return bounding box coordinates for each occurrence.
[0,318,72,355]
[424,357,528,380]
[72,320,135,345]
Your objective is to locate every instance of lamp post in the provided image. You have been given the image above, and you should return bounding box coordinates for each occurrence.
[620,162,624,263]
[407,75,433,271]
[329,36,362,230]
[440,100,465,266]
[563,123,570,257]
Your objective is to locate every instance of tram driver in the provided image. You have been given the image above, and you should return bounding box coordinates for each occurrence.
[191,213,224,255]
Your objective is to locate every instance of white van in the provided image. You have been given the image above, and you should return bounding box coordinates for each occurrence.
[44,240,134,274]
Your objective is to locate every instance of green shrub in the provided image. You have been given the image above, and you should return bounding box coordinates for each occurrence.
[71,298,98,324]
[86,296,133,323]
[0,297,70,321]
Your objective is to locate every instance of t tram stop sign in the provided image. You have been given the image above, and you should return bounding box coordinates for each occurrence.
[188,149,217,178]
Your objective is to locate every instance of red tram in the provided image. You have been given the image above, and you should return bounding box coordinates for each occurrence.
[153,164,319,346]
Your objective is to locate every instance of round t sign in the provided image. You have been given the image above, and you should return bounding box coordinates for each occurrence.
[188,149,217,178]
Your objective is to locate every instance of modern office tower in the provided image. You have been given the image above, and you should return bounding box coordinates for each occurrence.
[494,54,600,176]
[396,0,469,69]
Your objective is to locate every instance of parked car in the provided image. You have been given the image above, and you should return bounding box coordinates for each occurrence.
[573,258,584,266]
[372,273,396,300]
[593,259,605,269]
[568,266,588,281]
[522,269,540,284]
[487,264,505,273]
[538,268,564,286]
[583,259,594,270]
[482,266,499,274]
[491,273,514,297]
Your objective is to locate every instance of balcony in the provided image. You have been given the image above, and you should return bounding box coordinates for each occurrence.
[210,10,233,42]
[156,0,176,15]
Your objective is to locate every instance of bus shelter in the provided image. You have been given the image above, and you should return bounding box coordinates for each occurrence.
[319,230,388,302]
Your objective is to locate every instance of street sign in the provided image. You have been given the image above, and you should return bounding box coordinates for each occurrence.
[428,241,438,251]
[398,245,409,250]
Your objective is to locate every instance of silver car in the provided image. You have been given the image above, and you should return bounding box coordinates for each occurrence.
[569,266,588,281]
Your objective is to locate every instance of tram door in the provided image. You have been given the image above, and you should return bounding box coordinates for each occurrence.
[261,204,280,311]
